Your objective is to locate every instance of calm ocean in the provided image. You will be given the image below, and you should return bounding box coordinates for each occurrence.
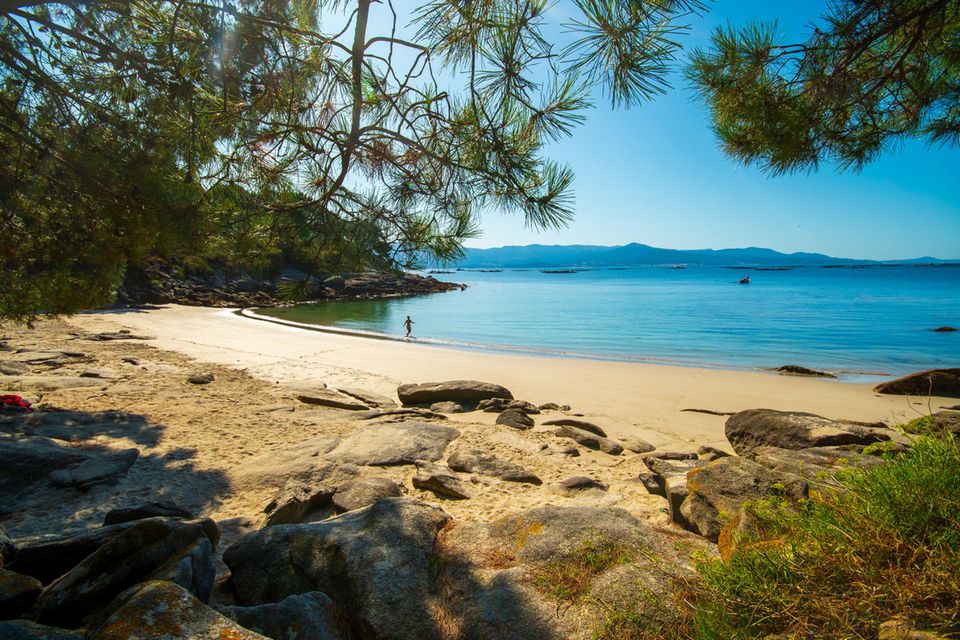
[257,266,960,379]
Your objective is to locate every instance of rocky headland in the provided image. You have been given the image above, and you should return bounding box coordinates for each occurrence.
[115,259,464,309]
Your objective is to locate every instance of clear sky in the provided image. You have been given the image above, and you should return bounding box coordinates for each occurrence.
[459,1,960,260]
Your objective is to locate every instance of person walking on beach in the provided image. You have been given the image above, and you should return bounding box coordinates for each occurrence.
[404,315,414,338]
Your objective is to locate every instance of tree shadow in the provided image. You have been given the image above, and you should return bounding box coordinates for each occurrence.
[0,408,230,543]
[1,408,165,447]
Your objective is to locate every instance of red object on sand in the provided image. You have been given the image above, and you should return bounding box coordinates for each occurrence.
[1,394,33,412]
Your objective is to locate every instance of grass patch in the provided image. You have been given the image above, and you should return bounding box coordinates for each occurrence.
[674,434,960,639]
[531,536,634,602]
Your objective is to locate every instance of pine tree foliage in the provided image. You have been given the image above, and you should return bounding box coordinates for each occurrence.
[1,0,704,320]
[688,0,960,174]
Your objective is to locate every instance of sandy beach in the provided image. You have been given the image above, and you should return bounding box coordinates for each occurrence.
[67,304,941,450]
[2,303,957,638]
[3,303,951,540]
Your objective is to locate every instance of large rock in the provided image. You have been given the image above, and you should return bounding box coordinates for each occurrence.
[440,506,706,639]
[216,591,344,640]
[234,435,341,486]
[0,620,83,639]
[447,448,541,485]
[680,457,808,541]
[874,368,960,398]
[223,498,449,640]
[552,425,623,455]
[327,422,459,466]
[725,409,889,456]
[49,447,138,490]
[397,381,513,406]
[35,518,217,627]
[87,581,268,640]
[0,567,42,619]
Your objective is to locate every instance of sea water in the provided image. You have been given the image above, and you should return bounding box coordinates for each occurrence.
[257,266,960,378]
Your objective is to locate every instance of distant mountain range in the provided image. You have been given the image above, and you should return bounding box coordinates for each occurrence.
[450,243,958,269]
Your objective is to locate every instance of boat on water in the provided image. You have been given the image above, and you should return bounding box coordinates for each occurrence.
[739,276,751,284]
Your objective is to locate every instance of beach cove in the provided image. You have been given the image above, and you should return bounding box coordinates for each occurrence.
[66,304,942,450]
[1,304,958,638]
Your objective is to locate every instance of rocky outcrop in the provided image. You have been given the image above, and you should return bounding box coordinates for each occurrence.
[447,448,542,485]
[397,381,513,407]
[216,591,344,640]
[725,409,889,455]
[223,498,449,640]
[681,457,808,541]
[441,505,707,637]
[552,425,623,455]
[87,580,268,640]
[35,518,218,627]
[117,259,462,309]
[873,368,960,398]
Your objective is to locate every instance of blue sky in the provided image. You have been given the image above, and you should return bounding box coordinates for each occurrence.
[457,1,960,260]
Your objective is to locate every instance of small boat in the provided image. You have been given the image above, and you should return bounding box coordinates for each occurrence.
[739,276,751,284]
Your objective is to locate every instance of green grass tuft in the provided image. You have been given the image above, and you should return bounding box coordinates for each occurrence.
[531,536,634,603]
[673,434,960,639]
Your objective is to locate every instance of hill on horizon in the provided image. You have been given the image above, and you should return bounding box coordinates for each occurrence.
[449,243,956,269]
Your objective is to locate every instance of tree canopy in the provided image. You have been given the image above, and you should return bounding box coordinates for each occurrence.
[689,0,960,175]
[1,0,705,321]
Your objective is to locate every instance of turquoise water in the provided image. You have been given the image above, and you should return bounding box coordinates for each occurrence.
[257,266,960,377]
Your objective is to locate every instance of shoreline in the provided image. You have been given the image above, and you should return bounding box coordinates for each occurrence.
[241,307,893,381]
[65,305,955,452]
